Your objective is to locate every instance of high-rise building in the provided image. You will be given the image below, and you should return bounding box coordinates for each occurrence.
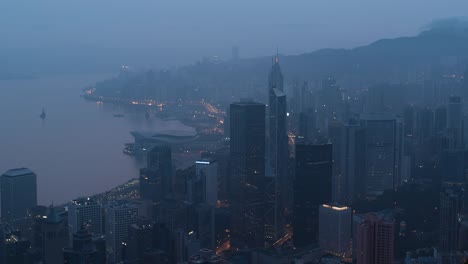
[147,145,173,197]
[267,56,289,243]
[321,77,342,117]
[139,168,163,202]
[268,55,284,93]
[105,200,140,263]
[319,204,352,258]
[68,198,103,237]
[189,160,218,206]
[360,113,403,196]
[355,212,395,264]
[63,227,106,264]
[440,149,465,183]
[328,120,365,204]
[122,218,155,264]
[42,206,69,264]
[299,108,317,142]
[1,168,37,221]
[194,204,216,250]
[439,183,465,255]
[293,142,332,248]
[229,101,266,248]
[447,96,464,148]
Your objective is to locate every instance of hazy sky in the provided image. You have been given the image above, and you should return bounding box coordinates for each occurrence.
[2,0,468,70]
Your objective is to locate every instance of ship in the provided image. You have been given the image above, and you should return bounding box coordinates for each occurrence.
[40,108,46,119]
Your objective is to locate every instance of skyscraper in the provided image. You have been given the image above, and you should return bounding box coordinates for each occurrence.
[229,101,266,248]
[147,145,173,197]
[319,204,352,258]
[68,197,103,237]
[189,160,218,206]
[267,56,289,243]
[447,95,464,148]
[360,113,403,196]
[328,120,364,204]
[439,183,465,257]
[122,218,155,264]
[42,206,69,264]
[105,200,140,263]
[1,168,37,221]
[293,142,332,248]
[139,168,163,203]
[355,212,395,264]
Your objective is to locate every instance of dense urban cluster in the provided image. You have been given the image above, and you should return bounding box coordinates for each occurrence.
[2,50,468,264]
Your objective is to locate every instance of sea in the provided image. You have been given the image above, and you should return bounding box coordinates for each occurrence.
[0,74,192,205]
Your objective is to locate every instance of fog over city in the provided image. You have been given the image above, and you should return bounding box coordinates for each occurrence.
[2,1,468,264]
[2,0,468,73]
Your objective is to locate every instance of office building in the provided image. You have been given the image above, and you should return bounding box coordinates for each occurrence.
[1,168,37,221]
[42,206,69,264]
[105,200,140,263]
[68,197,103,236]
[440,183,465,254]
[229,101,266,248]
[328,119,364,204]
[189,160,218,206]
[319,204,352,258]
[139,168,163,202]
[447,96,464,148]
[147,145,173,197]
[293,142,332,248]
[360,113,403,196]
[122,218,155,264]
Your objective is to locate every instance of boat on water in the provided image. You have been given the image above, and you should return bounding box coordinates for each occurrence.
[113,114,125,118]
[40,108,46,119]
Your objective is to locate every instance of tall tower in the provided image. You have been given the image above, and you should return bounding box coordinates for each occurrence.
[268,55,284,93]
[439,183,465,257]
[229,101,266,248]
[447,95,464,148]
[147,145,173,198]
[360,113,403,196]
[328,120,365,204]
[267,56,289,242]
[42,206,69,264]
[293,142,332,248]
[1,168,37,221]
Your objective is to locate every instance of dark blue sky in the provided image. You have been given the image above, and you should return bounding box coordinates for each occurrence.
[2,0,468,69]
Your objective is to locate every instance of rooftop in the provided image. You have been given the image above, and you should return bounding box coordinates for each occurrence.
[2,168,35,178]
